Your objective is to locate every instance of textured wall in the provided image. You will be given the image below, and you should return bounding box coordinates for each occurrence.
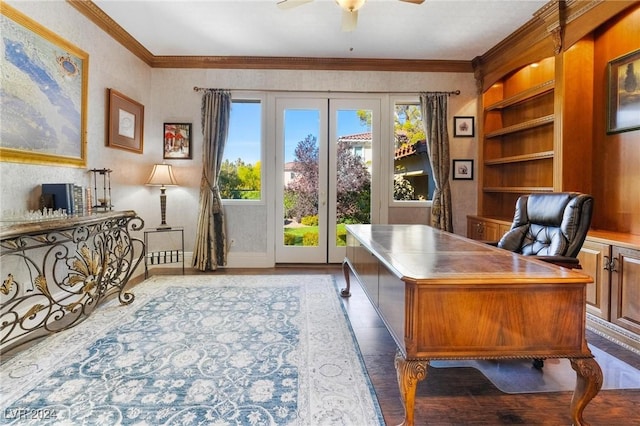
[1,2,478,268]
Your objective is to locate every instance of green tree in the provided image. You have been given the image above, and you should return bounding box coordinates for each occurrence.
[395,105,425,148]
[219,159,261,199]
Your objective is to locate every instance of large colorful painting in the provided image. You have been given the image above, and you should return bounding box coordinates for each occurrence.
[0,3,88,167]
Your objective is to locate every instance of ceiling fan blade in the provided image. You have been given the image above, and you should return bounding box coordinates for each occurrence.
[277,0,313,10]
[399,0,425,4]
[342,10,358,32]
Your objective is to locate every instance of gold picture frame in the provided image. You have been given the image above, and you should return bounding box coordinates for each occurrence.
[107,89,144,154]
[607,49,640,134]
[0,3,88,167]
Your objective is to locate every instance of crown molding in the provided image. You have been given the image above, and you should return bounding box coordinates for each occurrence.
[67,0,154,66]
[68,0,472,73]
[474,0,640,92]
[150,55,472,72]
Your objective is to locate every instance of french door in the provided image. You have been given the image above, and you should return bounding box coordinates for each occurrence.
[275,96,380,263]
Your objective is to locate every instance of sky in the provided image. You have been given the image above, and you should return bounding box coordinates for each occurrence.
[224,101,370,164]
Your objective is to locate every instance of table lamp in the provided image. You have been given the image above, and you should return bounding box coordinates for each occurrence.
[146,163,178,229]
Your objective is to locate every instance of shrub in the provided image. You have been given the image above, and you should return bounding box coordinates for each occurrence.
[301,215,319,226]
[284,232,297,246]
[336,228,347,246]
[302,232,319,246]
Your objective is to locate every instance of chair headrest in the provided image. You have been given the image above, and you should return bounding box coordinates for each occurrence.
[526,193,575,226]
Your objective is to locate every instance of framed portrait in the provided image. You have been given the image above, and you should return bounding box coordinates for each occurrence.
[452,159,474,180]
[163,123,192,159]
[453,116,475,137]
[607,49,640,134]
[108,89,144,153]
[0,3,88,167]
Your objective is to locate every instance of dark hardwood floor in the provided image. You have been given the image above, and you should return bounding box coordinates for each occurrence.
[168,265,640,426]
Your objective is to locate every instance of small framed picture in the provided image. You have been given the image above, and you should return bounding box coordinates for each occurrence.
[607,49,640,134]
[453,116,475,137]
[452,159,474,180]
[163,123,192,159]
[107,89,144,153]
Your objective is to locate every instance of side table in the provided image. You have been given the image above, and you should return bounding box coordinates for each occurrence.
[144,227,185,278]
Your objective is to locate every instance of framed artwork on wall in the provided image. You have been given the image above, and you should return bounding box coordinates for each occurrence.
[0,3,88,167]
[108,89,144,153]
[163,123,192,159]
[452,159,474,180]
[607,49,640,134]
[453,116,475,137]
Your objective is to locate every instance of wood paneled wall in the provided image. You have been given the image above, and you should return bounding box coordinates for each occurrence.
[591,6,640,234]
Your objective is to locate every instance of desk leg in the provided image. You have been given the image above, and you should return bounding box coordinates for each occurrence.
[394,351,428,426]
[569,357,603,426]
[341,258,352,297]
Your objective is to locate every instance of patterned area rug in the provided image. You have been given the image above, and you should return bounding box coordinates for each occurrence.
[0,275,384,425]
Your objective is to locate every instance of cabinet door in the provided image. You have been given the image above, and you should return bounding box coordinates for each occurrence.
[577,241,610,320]
[498,223,512,239]
[467,218,500,241]
[610,246,640,335]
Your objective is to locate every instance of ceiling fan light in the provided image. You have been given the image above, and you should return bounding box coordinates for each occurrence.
[336,0,366,12]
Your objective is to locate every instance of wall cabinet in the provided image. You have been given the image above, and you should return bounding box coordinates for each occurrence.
[610,245,640,335]
[467,216,510,242]
[578,240,610,320]
[577,232,640,352]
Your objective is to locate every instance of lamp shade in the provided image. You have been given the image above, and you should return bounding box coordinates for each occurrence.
[146,164,178,187]
[336,0,366,12]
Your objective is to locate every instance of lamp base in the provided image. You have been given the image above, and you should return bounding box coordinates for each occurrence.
[156,224,172,230]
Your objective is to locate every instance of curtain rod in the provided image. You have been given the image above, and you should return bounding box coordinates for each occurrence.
[193,86,460,96]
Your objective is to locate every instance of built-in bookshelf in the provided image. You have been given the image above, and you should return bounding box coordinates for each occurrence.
[479,56,556,220]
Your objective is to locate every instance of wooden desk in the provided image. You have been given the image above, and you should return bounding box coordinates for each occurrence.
[342,224,602,426]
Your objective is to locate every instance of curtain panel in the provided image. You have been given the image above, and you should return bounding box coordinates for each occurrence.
[420,93,453,232]
[193,89,232,271]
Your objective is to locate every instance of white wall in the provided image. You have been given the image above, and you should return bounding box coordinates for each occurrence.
[1,1,478,270]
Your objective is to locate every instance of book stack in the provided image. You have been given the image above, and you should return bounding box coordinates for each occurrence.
[41,184,90,215]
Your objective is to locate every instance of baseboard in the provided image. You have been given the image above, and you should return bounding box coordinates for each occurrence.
[225,252,274,268]
[587,313,640,356]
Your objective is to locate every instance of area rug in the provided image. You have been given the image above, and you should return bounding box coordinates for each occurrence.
[0,275,384,425]
[431,344,640,394]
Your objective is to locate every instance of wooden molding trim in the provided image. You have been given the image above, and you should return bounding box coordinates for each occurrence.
[68,0,472,73]
[474,0,640,92]
[150,55,472,72]
[67,0,154,66]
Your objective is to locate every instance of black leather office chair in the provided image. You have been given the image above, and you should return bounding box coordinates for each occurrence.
[497,192,593,269]
[496,192,593,369]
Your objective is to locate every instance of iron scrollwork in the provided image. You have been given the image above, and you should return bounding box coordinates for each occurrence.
[0,211,144,353]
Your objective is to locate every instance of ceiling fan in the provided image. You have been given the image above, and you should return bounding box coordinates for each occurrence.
[277,0,425,32]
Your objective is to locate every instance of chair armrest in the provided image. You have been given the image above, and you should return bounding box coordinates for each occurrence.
[534,256,582,270]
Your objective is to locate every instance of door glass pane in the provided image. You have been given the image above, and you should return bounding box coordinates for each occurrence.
[334,109,372,247]
[283,109,320,246]
[393,103,434,201]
